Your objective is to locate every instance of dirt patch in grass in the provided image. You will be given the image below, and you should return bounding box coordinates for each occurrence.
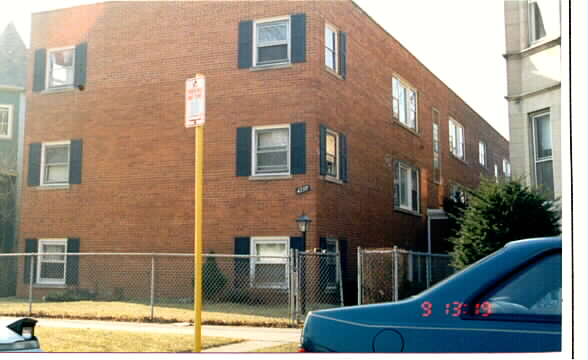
[36,326,242,352]
[0,299,301,328]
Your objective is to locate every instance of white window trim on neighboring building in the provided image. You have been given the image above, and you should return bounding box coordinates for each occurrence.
[46,46,76,89]
[325,128,339,180]
[449,117,465,160]
[479,141,487,167]
[251,124,291,177]
[325,23,338,73]
[253,16,291,67]
[250,236,289,289]
[432,108,442,184]
[40,140,71,187]
[0,104,13,140]
[36,238,67,285]
[503,159,511,178]
[494,163,499,182]
[530,110,554,192]
[392,76,418,131]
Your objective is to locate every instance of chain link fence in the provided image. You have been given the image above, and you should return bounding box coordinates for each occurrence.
[0,250,342,325]
[357,246,455,305]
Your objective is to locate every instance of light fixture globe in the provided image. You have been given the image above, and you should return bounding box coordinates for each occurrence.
[296,214,312,233]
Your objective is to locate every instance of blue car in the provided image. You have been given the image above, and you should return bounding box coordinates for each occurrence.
[300,237,561,352]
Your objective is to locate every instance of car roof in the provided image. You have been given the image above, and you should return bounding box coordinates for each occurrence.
[504,236,561,250]
[0,326,23,345]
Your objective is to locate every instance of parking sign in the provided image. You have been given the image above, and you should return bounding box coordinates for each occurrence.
[185,74,206,127]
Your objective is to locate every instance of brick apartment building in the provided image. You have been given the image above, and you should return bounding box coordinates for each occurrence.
[18,0,508,303]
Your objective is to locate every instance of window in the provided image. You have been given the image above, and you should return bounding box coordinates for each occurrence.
[494,164,499,181]
[325,24,338,72]
[254,17,290,66]
[250,237,289,288]
[392,77,417,130]
[325,130,338,178]
[531,111,554,196]
[0,105,12,139]
[479,141,487,167]
[449,118,465,160]
[395,161,420,213]
[253,126,290,175]
[326,239,340,289]
[503,159,511,178]
[432,109,441,183]
[450,183,468,204]
[47,47,75,89]
[41,141,70,186]
[37,239,67,285]
[476,252,561,318]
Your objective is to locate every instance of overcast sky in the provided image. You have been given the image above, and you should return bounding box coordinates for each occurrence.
[0,0,509,138]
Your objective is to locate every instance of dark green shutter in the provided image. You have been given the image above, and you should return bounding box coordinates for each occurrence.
[290,237,305,252]
[339,32,347,79]
[27,143,42,187]
[238,21,253,69]
[236,127,252,176]
[319,125,327,176]
[33,49,46,92]
[234,237,250,288]
[291,14,306,63]
[66,238,80,285]
[74,43,87,90]
[340,133,348,182]
[290,122,306,175]
[24,239,38,284]
[394,161,400,208]
[69,139,83,185]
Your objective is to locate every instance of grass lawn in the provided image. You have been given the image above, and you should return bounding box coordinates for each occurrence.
[253,342,299,352]
[0,298,297,328]
[36,327,242,352]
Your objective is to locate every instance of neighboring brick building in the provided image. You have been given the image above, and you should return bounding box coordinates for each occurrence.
[19,0,509,303]
[0,22,27,296]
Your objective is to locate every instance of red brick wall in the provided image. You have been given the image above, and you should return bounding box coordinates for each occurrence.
[19,1,508,301]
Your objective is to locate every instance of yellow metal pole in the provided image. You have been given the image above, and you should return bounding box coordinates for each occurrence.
[194,125,204,352]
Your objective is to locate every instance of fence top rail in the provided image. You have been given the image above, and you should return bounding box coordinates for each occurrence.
[0,252,290,259]
[361,249,451,258]
[299,251,338,256]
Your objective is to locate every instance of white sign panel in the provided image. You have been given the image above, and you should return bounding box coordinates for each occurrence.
[185,74,206,128]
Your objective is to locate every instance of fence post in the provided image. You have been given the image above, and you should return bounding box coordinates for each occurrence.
[28,255,34,316]
[393,246,399,302]
[150,254,155,321]
[336,251,344,307]
[288,249,294,324]
[426,253,431,289]
[356,247,362,305]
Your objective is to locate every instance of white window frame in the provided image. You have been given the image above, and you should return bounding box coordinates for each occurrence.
[528,0,546,44]
[0,104,13,140]
[40,140,71,187]
[432,108,442,184]
[253,16,291,67]
[325,23,338,72]
[250,236,289,289]
[503,159,511,177]
[36,238,67,285]
[392,76,418,131]
[46,46,76,89]
[494,163,499,182]
[449,118,465,160]
[325,129,340,180]
[396,162,420,213]
[530,110,553,190]
[252,124,291,176]
[325,238,340,290]
[479,141,487,167]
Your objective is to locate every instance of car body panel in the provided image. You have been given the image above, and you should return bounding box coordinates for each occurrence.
[301,237,562,353]
[0,318,42,352]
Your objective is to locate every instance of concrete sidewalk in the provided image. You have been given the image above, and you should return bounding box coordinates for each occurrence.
[1,317,300,352]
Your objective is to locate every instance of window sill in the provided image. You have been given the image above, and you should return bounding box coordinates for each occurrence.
[394,207,422,217]
[36,184,71,190]
[449,153,468,165]
[322,176,344,185]
[392,118,420,137]
[325,67,344,80]
[33,283,67,289]
[41,86,76,94]
[250,63,293,72]
[249,174,292,181]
